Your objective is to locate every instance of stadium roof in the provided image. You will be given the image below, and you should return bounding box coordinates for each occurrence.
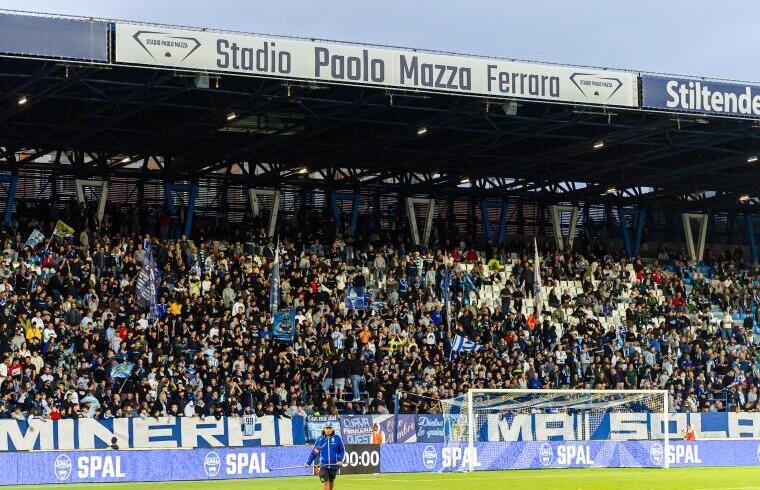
[0,11,759,212]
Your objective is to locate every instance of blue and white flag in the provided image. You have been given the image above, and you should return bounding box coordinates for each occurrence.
[135,249,158,320]
[110,362,134,379]
[616,323,628,348]
[24,229,45,249]
[463,272,476,292]
[346,286,367,310]
[269,243,280,316]
[273,310,296,343]
[449,334,482,361]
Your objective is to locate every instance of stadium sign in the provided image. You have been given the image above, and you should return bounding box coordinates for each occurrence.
[115,23,638,107]
[642,74,760,119]
[0,12,109,62]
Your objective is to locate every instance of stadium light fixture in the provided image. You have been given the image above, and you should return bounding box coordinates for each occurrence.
[226,112,237,121]
[17,96,27,106]
[416,127,428,136]
[298,167,308,175]
[739,194,750,202]
[748,155,758,163]
[502,101,518,116]
[593,141,604,149]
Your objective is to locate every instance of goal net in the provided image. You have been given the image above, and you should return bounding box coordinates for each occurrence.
[440,389,669,471]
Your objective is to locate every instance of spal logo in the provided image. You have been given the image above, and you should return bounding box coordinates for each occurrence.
[649,442,664,466]
[54,454,72,481]
[422,445,438,470]
[539,443,553,467]
[204,451,222,477]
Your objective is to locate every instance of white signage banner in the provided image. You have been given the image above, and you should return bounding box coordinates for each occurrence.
[115,23,638,107]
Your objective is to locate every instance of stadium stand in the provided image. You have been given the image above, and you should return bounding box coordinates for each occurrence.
[0,199,757,426]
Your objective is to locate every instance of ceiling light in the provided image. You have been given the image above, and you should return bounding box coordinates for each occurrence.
[739,194,750,202]
[460,177,470,184]
[120,157,131,163]
[298,167,308,175]
[593,141,604,149]
[748,155,758,163]
[226,112,237,121]
[606,187,617,194]
[17,96,27,106]
[416,127,428,136]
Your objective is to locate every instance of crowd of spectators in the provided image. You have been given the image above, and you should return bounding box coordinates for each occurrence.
[0,200,759,424]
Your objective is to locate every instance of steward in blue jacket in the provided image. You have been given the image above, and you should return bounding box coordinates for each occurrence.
[305,423,346,489]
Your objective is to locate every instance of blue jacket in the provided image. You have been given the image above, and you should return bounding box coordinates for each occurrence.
[307,434,345,468]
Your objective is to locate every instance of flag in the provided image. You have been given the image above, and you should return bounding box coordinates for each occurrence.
[147,248,159,321]
[269,243,280,316]
[616,323,628,348]
[24,229,45,249]
[534,237,542,324]
[449,334,482,361]
[346,286,367,310]
[52,220,74,237]
[442,263,451,326]
[110,362,134,379]
[463,272,475,292]
[243,414,257,436]
[135,249,158,320]
[272,310,296,343]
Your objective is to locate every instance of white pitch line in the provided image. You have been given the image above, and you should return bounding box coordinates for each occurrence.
[693,488,760,490]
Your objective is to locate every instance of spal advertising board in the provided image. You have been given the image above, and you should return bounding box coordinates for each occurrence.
[114,23,638,107]
[3,441,760,484]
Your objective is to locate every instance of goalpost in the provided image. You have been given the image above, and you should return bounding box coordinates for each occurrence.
[441,389,670,471]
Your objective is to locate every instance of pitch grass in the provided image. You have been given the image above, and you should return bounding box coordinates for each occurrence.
[7,467,760,490]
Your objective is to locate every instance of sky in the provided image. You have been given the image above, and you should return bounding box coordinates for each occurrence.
[4,0,760,82]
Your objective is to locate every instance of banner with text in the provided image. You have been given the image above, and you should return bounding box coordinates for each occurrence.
[416,414,445,443]
[306,415,341,442]
[0,415,305,451]
[380,440,760,473]
[4,441,760,484]
[115,23,638,107]
[4,412,759,451]
[642,74,760,119]
[340,415,373,444]
[477,411,755,441]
